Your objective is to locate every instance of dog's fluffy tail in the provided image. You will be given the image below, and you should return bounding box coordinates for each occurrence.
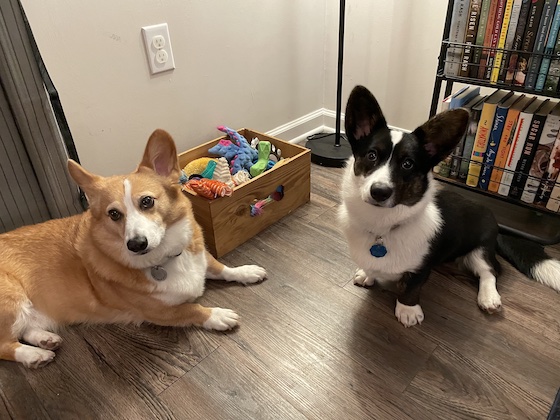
[496,234,560,292]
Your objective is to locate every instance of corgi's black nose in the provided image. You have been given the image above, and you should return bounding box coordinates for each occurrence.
[370,185,393,203]
[127,236,148,253]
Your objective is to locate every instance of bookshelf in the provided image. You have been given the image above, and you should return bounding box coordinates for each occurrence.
[430,0,560,245]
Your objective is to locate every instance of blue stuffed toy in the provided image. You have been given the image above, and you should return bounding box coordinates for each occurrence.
[208,126,258,174]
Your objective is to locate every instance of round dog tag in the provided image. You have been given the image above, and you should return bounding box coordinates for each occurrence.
[151,266,167,281]
[370,244,387,258]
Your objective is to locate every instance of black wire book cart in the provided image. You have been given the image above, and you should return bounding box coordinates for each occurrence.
[430,0,560,245]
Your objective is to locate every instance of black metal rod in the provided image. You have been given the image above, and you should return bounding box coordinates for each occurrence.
[335,0,346,146]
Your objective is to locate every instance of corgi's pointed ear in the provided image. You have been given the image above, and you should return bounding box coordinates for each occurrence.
[139,129,180,178]
[67,159,100,191]
[413,108,470,167]
[345,85,388,143]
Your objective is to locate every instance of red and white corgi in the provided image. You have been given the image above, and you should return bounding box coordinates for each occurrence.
[0,129,266,368]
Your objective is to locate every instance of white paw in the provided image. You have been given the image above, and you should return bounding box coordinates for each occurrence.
[202,308,240,331]
[478,288,502,314]
[395,301,424,327]
[225,265,267,284]
[353,268,375,287]
[22,329,62,350]
[14,345,56,369]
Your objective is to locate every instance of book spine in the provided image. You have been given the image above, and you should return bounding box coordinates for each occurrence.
[544,14,560,92]
[535,131,560,205]
[526,0,556,89]
[472,0,495,77]
[497,0,524,82]
[479,0,501,79]
[545,181,560,210]
[491,0,516,82]
[488,107,522,191]
[505,0,533,83]
[461,0,483,77]
[445,0,471,77]
[513,0,545,86]
[520,113,560,202]
[467,103,498,186]
[459,109,484,180]
[484,0,508,80]
[498,111,533,195]
[508,112,547,199]
[479,105,509,189]
[536,1,560,90]
[450,134,467,177]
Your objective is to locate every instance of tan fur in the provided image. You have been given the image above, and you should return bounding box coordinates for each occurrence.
[0,129,265,368]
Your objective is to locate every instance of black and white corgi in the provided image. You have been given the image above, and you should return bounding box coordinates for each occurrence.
[339,85,560,327]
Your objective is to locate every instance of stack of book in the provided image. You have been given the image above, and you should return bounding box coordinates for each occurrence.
[436,86,560,212]
[445,0,560,93]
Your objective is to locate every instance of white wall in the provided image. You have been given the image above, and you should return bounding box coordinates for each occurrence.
[21,0,327,175]
[21,0,450,175]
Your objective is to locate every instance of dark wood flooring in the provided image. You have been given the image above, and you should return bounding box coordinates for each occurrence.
[1,164,560,419]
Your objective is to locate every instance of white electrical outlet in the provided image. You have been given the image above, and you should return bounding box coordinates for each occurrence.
[141,23,175,75]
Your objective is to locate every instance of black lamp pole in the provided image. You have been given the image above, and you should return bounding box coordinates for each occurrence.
[306,0,352,167]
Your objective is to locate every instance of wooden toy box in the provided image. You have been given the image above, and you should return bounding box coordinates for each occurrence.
[178,129,311,257]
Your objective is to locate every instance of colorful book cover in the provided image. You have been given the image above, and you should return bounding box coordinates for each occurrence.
[535,129,560,205]
[520,101,560,202]
[478,0,501,79]
[498,98,545,195]
[472,0,495,77]
[525,0,557,89]
[535,1,560,90]
[496,0,525,82]
[467,90,514,187]
[459,95,489,180]
[490,0,516,82]
[489,95,536,192]
[505,0,533,83]
[445,0,472,77]
[478,94,523,189]
[484,0,508,80]
[508,99,554,199]
[461,0,483,77]
[512,0,546,86]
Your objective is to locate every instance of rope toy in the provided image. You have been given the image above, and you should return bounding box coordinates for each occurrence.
[250,186,284,216]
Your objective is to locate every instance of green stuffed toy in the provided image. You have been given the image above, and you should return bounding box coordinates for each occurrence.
[250,141,272,177]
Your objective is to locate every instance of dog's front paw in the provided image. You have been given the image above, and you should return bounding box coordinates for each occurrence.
[15,346,56,369]
[353,268,375,287]
[395,300,424,327]
[478,289,502,314]
[224,265,267,284]
[203,308,239,331]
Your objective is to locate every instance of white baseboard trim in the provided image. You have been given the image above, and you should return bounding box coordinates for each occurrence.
[266,108,409,145]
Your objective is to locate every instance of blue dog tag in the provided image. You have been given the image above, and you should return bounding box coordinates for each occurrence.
[370,244,387,258]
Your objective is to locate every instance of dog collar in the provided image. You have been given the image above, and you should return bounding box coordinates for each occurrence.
[150,251,183,281]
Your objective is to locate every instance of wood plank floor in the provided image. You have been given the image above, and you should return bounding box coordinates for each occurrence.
[1,164,560,419]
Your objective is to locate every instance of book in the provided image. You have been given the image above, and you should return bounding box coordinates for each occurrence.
[461,0,484,77]
[498,98,546,195]
[490,0,517,82]
[512,0,546,86]
[535,129,560,205]
[545,182,560,210]
[525,0,558,89]
[544,19,560,91]
[496,0,524,82]
[472,0,496,77]
[445,0,472,77]
[505,0,533,83]
[535,1,560,90]
[520,101,560,202]
[508,99,554,199]
[478,93,523,189]
[459,95,489,180]
[434,92,456,176]
[483,0,508,80]
[466,90,514,187]
[478,0,501,78]
[488,95,536,192]
[449,88,483,178]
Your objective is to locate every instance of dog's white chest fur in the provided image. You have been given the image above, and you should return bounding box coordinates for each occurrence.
[147,251,207,305]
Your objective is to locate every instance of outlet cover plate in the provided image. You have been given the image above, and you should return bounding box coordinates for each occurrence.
[141,23,175,74]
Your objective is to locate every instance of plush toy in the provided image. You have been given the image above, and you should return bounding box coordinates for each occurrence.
[212,157,235,188]
[232,169,251,186]
[183,178,233,199]
[208,126,258,174]
[250,137,282,162]
[183,157,216,179]
[250,141,272,177]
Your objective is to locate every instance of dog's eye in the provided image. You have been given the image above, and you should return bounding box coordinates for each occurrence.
[402,158,414,170]
[108,209,122,221]
[140,196,154,210]
[367,150,378,162]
